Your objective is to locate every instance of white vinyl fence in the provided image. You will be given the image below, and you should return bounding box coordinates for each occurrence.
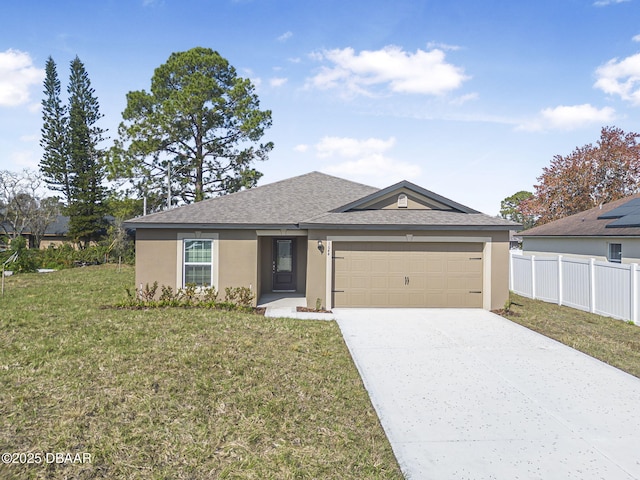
[510,253,639,324]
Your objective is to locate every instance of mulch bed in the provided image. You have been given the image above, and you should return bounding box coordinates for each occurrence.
[296,306,332,314]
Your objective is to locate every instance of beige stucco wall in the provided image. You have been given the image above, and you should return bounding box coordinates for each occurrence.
[305,229,511,311]
[135,229,259,304]
[522,237,640,264]
[135,229,179,290]
[218,230,258,298]
[490,237,510,309]
[360,188,448,211]
[136,227,511,310]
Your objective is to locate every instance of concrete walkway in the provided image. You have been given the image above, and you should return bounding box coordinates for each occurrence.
[334,308,640,480]
[257,294,334,320]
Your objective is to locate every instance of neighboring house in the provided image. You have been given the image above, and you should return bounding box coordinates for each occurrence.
[2,215,118,249]
[1,215,70,249]
[39,215,71,248]
[124,172,518,310]
[521,194,640,264]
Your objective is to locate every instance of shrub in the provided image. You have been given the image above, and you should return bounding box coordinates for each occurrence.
[224,286,255,308]
[140,282,158,302]
[114,282,256,312]
[2,237,38,273]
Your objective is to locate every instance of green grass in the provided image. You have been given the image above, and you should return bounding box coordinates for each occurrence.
[503,293,640,378]
[0,265,402,479]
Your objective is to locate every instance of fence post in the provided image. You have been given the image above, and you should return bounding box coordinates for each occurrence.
[631,263,638,325]
[590,258,596,314]
[558,255,563,306]
[531,255,536,300]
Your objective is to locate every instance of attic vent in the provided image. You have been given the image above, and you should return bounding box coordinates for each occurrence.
[397,194,408,208]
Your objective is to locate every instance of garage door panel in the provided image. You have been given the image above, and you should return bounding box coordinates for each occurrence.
[350,275,371,289]
[352,258,372,272]
[333,242,484,308]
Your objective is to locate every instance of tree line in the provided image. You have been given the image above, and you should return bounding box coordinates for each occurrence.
[1,47,272,249]
[500,126,640,228]
[3,45,638,247]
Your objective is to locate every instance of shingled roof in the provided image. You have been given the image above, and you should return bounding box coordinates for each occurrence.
[126,172,378,228]
[125,171,517,230]
[521,194,640,237]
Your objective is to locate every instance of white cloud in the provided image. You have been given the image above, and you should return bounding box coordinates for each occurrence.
[306,45,469,97]
[450,92,478,106]
[269,77,288,87]
[426,41,462,51]
[517,104,615,131]
[19,134,39,142]
[0,49,45,107]
[315,136,396,158]
[293,144,309,153]
[593,0,629,6]
[9,149,39,169]
[594,52,640,105]
[322,155,421,184]
[313,135,420,184]
[633,34,640,42]
[277,31,293,42]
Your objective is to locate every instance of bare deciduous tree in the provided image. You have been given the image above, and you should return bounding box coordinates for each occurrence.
[0,169,60,248]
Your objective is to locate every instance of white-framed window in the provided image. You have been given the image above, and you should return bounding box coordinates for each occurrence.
[608,243,622,263]
[183,239,213,286]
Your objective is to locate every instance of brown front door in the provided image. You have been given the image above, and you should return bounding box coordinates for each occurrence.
[273,238,296,291]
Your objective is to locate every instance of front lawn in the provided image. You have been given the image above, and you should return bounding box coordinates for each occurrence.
[0,265,402,479]
[503,293,640,378]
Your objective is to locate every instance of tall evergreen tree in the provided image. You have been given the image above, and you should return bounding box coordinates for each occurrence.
[66,56,107,246]
[39,57,70,204]
[38,56,107,247]
[110,47,272,206]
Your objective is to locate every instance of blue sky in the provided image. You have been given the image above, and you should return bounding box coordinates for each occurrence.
[1,0,640,215]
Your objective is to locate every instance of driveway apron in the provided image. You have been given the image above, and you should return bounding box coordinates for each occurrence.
[334,308,640,480]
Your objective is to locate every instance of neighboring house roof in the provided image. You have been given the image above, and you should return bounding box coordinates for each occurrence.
[1,215,69,236]
[521,193,640,237]
[124,171,517,231]
[44,215,70,236]
[1,215,115,237]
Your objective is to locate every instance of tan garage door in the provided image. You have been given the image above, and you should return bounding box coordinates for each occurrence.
[332,242,483,308]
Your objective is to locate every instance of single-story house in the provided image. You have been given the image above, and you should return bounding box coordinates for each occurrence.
[38,215,71,248]
[521,194,640,264]
[1,215,119,249]
[124,172,518,310]
[1,215,69,249]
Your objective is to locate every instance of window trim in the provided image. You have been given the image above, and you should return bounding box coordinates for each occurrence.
[608,242,622,264]
[177,232,219,289]
[183,239,213,287]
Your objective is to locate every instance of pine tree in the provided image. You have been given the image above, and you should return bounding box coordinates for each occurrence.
[66,56,107,246]
[39,56,108,247]
[39,57,70,204]
[111,47,272,205]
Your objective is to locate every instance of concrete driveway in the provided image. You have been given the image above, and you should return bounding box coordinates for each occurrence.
[334,308,640,480]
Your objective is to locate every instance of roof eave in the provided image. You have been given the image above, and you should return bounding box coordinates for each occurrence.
[300,223,515,231]
[522,233,640,238]
[124,222,301,230]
